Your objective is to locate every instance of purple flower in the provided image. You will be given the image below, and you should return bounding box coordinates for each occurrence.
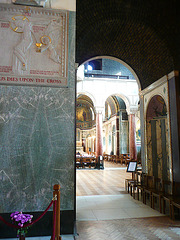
[10,211,19,218]
[18,223,23,228]
[10,211,33,234]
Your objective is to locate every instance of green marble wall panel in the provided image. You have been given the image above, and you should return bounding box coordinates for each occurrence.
[0,11,75,213]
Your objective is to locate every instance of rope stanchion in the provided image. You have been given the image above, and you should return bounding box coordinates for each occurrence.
[0,185,60,239]
[52,197,57,240]
[52,184,61,240]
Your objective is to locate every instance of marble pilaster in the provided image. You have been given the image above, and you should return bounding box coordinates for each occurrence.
[116,116,120,156]
[129,113,137,160]
[95,109,103,157]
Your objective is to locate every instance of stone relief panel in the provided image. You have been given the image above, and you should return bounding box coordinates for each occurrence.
[0,4,68,87]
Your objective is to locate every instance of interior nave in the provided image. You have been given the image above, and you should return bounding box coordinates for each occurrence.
[0,1,180,239]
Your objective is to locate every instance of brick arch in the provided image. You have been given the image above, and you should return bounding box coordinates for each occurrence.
[76,0,175,90]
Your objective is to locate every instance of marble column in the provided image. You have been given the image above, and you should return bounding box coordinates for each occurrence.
[116,116,120,156]
[129,112,137,160]
[96,110,103,157]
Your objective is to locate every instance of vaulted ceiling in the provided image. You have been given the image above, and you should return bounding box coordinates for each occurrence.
[76,0,179,90]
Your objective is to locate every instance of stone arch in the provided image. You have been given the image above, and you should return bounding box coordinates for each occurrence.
[104,93,131,116]
[77,91,96,107]
[82,56,141,90]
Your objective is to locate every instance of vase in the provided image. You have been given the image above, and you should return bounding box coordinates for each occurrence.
[19,233,25,240]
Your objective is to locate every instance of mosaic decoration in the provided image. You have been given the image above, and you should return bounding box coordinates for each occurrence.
[146,95,167,120]
[146,95,170,180]
[76,103,95,130]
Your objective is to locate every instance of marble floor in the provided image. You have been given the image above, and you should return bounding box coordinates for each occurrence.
[76,194,164,221]
[76,162,164,221]
[76,217,180,240]
[75,162,180,239]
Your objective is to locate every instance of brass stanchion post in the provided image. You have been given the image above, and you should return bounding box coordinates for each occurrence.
[53,184,61,240]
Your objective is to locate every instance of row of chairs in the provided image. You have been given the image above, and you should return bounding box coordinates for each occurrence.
[76,157,96,168]
[103,154,131,165]
[126,172,180,220]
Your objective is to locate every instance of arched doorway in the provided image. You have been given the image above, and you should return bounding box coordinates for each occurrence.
[76,56,141,160]
[103,95,130,156]
[76,56,141,176]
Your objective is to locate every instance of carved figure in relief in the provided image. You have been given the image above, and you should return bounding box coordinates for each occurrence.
[10,15,62,75]
[10,16,33,75]
[36,19,61,64]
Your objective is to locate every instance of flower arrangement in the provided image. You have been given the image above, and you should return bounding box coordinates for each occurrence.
[10,211,33,238]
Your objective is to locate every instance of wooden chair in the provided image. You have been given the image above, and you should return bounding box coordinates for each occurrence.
[125,155,131,166]
[144,175,155,208]
[171,199,180,220]
[103,154,108,161]
[165,182,180,219]
[136,173,147,202]
[125,171,137,193]
[111,155,116,163]
[162,180,173,218]
[107,155,111,162]
[152,178,163,213]
[129,171,142,199]
[90,157,96,168]
[83,158,91,168]
[76,158,83,168]
[115,155,121,164]
[120,154,125,165]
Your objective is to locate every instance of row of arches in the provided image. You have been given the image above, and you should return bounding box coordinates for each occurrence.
[76,56,171,183]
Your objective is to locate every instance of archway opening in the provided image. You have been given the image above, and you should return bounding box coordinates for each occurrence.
[76,56,141,203]
[76,56,141,159]
[76,56,141,220]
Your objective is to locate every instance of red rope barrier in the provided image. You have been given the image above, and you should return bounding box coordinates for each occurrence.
[0,215,19,229]
[0,199,54,229]
[24,199,54,228]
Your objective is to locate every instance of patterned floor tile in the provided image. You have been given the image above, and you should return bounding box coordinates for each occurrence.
[76,217,180,240]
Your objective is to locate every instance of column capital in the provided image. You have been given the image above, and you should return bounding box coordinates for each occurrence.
[95,106,104,114]
[127,107,138,115]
